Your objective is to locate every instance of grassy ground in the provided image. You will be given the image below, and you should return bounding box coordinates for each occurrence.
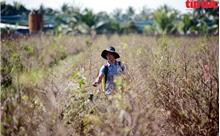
[1,34,219,136]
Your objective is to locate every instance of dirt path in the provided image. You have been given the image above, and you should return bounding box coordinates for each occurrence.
[44,53,82,107]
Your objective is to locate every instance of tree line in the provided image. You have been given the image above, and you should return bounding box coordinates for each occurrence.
[1,1,219,35]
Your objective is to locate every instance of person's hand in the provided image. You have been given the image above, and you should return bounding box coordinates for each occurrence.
[92,81,98,87]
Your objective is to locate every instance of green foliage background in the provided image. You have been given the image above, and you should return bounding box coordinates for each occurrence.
[1,1,219,35]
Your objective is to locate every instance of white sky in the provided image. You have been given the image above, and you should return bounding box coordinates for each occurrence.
[5,0,190,14]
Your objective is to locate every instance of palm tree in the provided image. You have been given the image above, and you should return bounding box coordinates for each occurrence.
[55,5,112,34]
[79,8,114,34]
[38,4,45,14]
[61,3,69,13]
[136,6,152,20]
[126,6,136,20]
[180,13,193,34]
[192,7,219,35]
[1,2,14,15]
[152,5,180,34]
[44,8,54,15]
[13,2,28,15]
[111,8,123,21]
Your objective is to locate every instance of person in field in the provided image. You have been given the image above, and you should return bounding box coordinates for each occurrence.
[93,46,125,95]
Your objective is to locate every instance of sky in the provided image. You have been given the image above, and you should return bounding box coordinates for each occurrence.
[5,0,190,14]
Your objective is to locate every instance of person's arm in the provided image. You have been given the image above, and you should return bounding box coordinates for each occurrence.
[93,65,105,87]
[122,63,126,73]
[119,62,126,73]
[93,74,104,87]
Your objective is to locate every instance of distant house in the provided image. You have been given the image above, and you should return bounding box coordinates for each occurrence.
[0,23,29,34]
[1,15,54,34]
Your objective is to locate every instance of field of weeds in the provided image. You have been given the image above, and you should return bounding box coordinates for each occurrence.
[1,34,219,136]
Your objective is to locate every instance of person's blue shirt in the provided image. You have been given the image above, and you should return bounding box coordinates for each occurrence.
[99,61,125,95]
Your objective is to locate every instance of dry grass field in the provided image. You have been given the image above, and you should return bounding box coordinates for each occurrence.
[1,34,219,136]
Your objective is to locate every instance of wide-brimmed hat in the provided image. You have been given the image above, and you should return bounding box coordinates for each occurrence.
[101,46,120,60]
